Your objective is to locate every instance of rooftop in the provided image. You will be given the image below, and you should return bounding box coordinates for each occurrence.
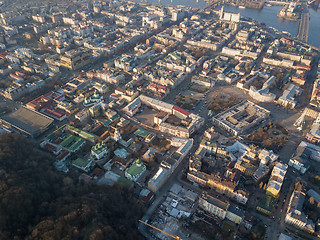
[1,107,54,137]
[257,195,275,213]
[92,142,108,154]
[72,158,91,169]
[126,159,145,178]
[134,128,149,138]
[200,191,230,211]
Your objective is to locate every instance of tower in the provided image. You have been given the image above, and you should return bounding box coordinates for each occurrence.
[113,127,122,142]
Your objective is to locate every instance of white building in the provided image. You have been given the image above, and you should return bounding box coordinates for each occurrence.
[278,84,302,109]
[226,206,244,224]
[148,167,169,192]
[122,97,141,117]
[248,76,276,103]
[266,163,287,198]
[219,6,240,22]
[91,142,108,160]
[199,192,230,219]
[259,148,279,166]
[285,190,308,229]
[125,159,146,182]
[289,142,310,174]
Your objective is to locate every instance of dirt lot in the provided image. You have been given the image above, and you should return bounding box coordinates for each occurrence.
[135,108,158,127]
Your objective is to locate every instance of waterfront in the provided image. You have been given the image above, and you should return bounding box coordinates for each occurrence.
[133,0,320,48]
[132,0,208,8]
[216,5,299,37]
[216,5,320,47]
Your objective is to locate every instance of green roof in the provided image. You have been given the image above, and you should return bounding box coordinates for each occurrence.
[110,114,120,121]
[60,134,75,147]
[72,158,92,169]
[134,128,149,138]
[104,114,120,127]
[46,132,55,140]
[146,133,155,140]
[69,138,85,151]
[126,159,145,178]
[66,125,97,142]
[257,195,275,213]
[104,119,112,126]
[117,176,133,188]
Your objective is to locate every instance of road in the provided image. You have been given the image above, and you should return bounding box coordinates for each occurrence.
[138,69,213,238]
[138,143,198,239]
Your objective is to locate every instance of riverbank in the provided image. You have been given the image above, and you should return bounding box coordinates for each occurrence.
[132,0,320,48]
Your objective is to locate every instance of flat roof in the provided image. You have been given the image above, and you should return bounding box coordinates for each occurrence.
[257,195,275,212]
[117,176,133,188]
[134,128,149,138]
[149,167,168,186]
[72,158,91,168]
[201,192,230,211]
[1,107,54,137]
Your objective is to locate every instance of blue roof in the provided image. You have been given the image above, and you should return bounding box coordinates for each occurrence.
[307,189,320,203]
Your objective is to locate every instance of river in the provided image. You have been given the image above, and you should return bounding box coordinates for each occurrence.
[133,0,320,48]
[215,5,320,48]
[133,0,208,8]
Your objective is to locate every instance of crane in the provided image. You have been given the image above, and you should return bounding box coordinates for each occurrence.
[139,220,183,240]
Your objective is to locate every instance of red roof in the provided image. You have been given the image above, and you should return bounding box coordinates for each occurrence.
[9,73,22,80]
[110,93,121,99]
[26,95,52,110]
[296,64,311,70]
[173,105,190,117]
[43,108,66,119]
[142,191,154,203]
[15,71,28,78]
[148,82,169,93]
[45,143,59,152]
[57,150,70,161]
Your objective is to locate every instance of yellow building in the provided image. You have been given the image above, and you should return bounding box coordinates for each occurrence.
[60,49,92,70]
[207,170,241,197]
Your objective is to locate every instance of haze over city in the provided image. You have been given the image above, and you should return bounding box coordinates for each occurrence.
[0,0,320,240]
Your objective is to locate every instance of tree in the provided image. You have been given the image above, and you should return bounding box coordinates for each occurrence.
[259,182,263,189]
[0,133,145,240]
[309,197,315,205]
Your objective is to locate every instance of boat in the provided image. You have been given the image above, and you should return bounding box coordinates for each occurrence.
[265,3,272,7]
[239,5,245,9]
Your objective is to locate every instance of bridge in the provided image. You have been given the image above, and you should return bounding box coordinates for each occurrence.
[202,0,224,11]
[296,7,309,42]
